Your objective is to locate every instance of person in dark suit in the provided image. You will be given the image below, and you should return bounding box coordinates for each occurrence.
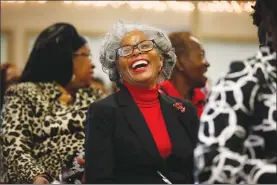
[85,21,199,184]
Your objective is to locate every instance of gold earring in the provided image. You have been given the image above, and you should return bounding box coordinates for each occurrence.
[71,74,76,82]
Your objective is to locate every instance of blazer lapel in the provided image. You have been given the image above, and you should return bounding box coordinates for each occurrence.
[159,94,193,159]
[115,85,162,162]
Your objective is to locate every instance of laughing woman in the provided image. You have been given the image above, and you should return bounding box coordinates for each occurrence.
[85,22,199,184]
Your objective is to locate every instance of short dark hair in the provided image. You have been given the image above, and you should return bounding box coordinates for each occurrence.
[168,31,192,61]
[252,0,277,26]
[0,63,19,110]
[20,23,87,86]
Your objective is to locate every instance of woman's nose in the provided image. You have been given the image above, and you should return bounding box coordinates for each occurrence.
[132,48,141,56]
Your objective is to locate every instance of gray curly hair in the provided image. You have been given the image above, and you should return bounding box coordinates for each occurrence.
[99,21,176,86]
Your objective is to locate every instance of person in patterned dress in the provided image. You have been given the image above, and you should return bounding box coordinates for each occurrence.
[194,0,277,183]
[0,23,105,184]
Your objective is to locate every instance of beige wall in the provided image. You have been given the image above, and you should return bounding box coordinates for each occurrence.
[2,2,192,70]
[1,1,258,85]
[199,12,257,41]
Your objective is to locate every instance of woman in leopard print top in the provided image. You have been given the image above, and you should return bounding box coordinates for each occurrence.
[0,23,105,183]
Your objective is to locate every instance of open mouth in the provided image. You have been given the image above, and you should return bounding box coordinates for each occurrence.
[131,60,149,72]
[89,70,94,76]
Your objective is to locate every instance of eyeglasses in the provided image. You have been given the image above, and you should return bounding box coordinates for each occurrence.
[73,53,92,60]
[117,40,156,57]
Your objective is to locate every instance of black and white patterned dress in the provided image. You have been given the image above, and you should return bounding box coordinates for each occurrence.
[0,82,104,183]
[194,46,276,184]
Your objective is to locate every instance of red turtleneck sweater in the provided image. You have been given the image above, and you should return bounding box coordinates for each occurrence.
[124,83,172,158]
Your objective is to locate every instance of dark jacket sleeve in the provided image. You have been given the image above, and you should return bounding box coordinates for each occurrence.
[178,99,200,148]
[183,100,200,183]
[189,102,200,148]
[84,102,116,183]
[169,98,199,184]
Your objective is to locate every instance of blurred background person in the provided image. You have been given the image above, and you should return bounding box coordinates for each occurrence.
[0,23,104,184]
[85,22,199,183]
[160,32,210,117]
[90,76,108,95]
[0,63,19,183]
[0,63,20,110]
[194,0,277,183]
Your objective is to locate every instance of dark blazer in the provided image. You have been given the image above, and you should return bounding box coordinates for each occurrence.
[85,85,199,184]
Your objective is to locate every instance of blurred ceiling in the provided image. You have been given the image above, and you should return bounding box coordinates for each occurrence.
[2,1,256,13]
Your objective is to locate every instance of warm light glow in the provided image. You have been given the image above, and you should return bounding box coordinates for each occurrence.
[197,1,255,13]
[37,1,46,3]
[154,2,167,12]
[198,2,208,12]
[2,1,255,13]
[63,1,73,5]
[167,2,195,12]
[141,1,156,10]
[73,1,92,6]
[231,1,242,13]
[92,1,110,7]
[244,1,256,12]
[127,1,143,10]
[110,2,126,9]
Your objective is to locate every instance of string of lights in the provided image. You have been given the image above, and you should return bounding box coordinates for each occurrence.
[2,1,256,13]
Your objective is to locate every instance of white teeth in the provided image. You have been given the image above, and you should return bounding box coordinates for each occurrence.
[132,60,148,69]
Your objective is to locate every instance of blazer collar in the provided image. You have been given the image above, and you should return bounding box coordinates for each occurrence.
[115,85,191,161]
[115,85,132,106]
[115,85,162,163]
[159,94,192,159]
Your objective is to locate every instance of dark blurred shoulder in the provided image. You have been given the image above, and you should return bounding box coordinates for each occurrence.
[87,92,117,118]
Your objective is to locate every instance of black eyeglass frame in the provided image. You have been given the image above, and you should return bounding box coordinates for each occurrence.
[116,39,160,58]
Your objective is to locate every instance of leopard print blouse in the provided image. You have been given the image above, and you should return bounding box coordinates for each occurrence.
[0,82,105,183]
